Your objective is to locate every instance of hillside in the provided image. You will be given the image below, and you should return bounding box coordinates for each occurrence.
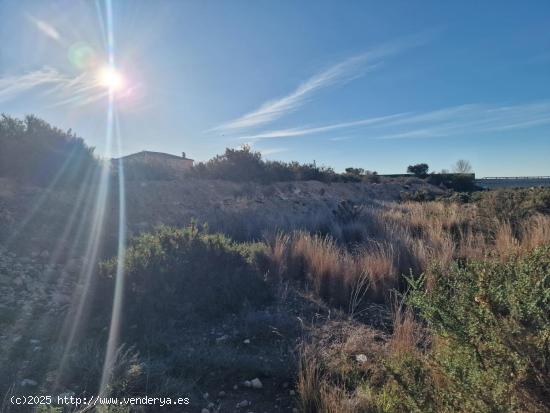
[0,175,442,255]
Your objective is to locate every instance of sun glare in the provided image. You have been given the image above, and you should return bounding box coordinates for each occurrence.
[98,66,124,91]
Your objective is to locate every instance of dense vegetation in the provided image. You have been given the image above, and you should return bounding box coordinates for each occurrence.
[100,224,271,325]
[190,145,359,183]
[0,115,98,187]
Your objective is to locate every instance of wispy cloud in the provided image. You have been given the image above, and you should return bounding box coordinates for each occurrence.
[0,67,107,108]
[26,15,61,41]
[0,68,67,102]
[237,101,550,142]
[238,113,407,140]
[211,39,419,134]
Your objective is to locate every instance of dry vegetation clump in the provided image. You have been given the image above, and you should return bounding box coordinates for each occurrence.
[264,199,550,315]
[265,232,398,307]
[297,310,434,413]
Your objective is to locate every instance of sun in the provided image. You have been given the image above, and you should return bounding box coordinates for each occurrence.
[97,66,124,91]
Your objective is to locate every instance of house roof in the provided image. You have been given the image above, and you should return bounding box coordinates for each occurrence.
[113,150,194,161]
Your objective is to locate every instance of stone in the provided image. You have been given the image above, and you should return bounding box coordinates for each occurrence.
[243,339,250,344]
[250,378,263,389]
[218,391,226,397]
[201,409,210,413]
[355,354,368,363]
[203,392,209,399]
[21,379,37,386]
[289,390,295,396]
[243,380,252,388]
[236,400,250,408]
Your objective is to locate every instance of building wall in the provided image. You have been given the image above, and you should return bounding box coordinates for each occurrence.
[133,152,193,170]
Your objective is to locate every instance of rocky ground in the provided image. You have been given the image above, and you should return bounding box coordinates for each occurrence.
[0,245,327,412]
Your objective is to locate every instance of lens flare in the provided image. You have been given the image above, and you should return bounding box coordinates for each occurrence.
[68,42,97,69]
[98,66,124,90]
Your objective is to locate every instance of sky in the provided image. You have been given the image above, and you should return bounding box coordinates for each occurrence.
[0,0,549,176]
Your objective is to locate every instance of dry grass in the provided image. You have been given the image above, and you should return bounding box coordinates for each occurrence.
[266,232,397,308]
[266,201,550,313]
[297,322,384,413]
[292,198,550,412]
[296,312,428,413]
[389,302,422,356]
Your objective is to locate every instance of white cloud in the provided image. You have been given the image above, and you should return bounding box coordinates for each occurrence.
[211,40,417,133]
[238,113,407,139]
[0,68,67,102]
[0,67,108,108]
[234,101,550,142]
[26,15,61,41]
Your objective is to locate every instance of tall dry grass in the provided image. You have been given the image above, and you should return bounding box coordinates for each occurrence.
[265,201,550,312]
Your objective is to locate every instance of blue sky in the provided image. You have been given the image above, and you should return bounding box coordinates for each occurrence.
[1,0,549,176]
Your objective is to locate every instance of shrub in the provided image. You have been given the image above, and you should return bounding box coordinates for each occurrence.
[100,225,272,326]
[427,173,476,191]
[408,246,550,412]
[473,188,550,233]
[0,114,97,187]
[192,145,267,182]
[407,163,429,177]
[190,145,348,183]
[400,189,436,202]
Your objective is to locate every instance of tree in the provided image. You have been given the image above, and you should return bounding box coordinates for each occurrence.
[345,167,364,176]
[407,163,429,177]
[453,159,473,174]
[0,114,97,186]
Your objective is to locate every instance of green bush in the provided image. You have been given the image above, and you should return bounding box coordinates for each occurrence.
[0,115,97,187]
[408,246,550,412]
[427,173,476,191]
[100,225,272,326]
[190,145,351,183]
[407,163,429,177]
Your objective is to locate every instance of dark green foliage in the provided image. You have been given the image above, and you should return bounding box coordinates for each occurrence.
[190,145,351,183]
[427,173,476,192]
[407,163,429,177]
[192,145,266,182]
[0,115,97,187]
[345,167,365,176]
[100,225,272,326]
[408,247,550,412]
